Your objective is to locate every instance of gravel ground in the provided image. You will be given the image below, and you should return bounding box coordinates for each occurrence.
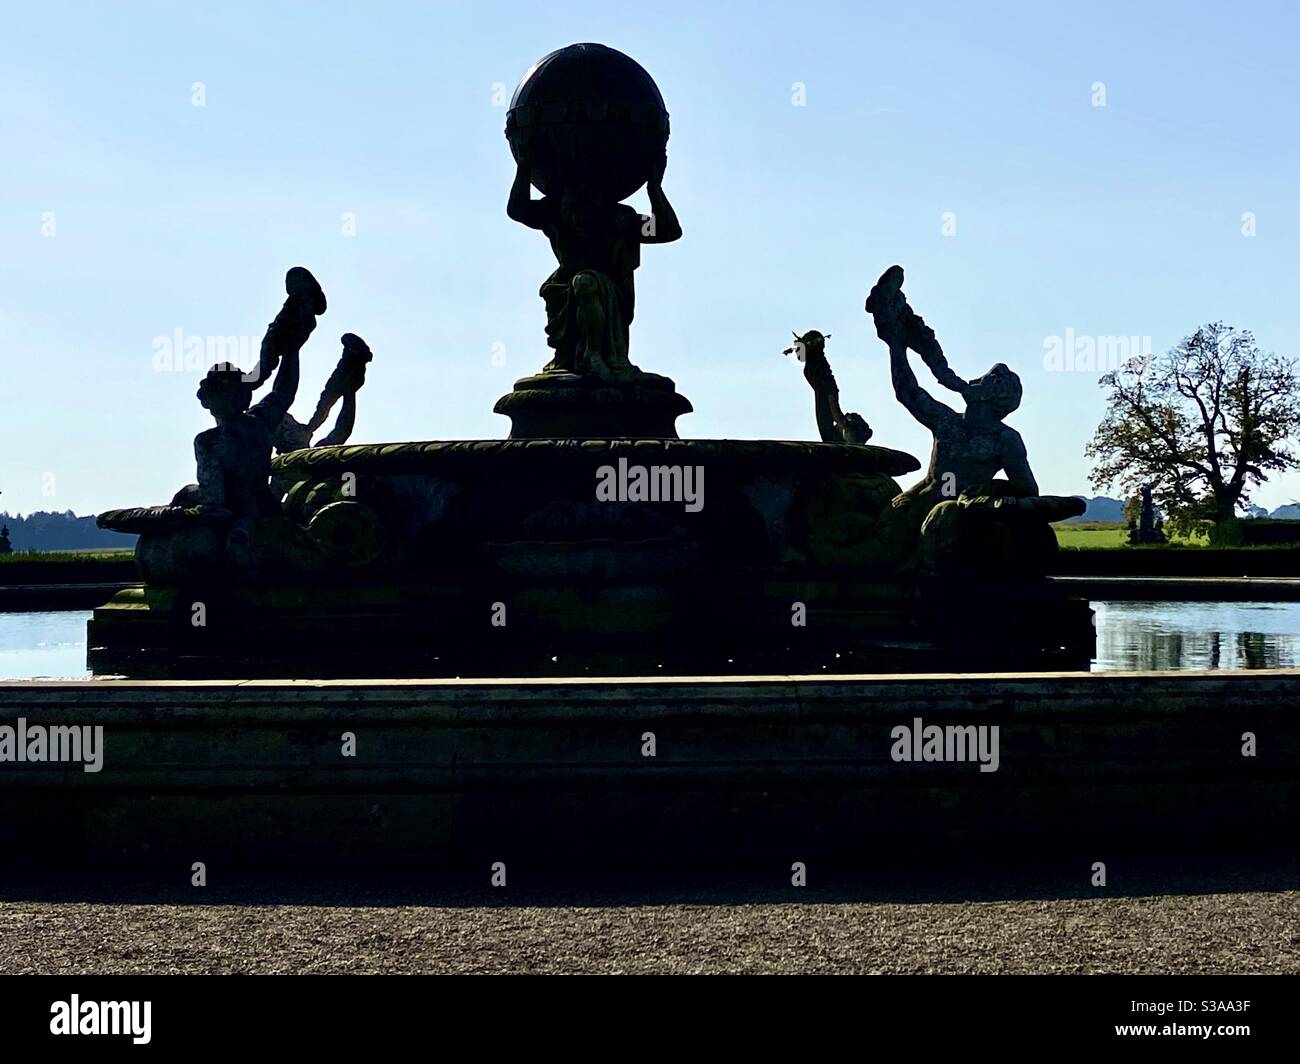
[2,886,1298,974]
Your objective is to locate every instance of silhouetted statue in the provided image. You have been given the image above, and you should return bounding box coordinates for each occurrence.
[494,43,694,438]
[185,267,326,560]
[1128,483,1167,544]
[865,265,1084,572]
[508,157,680,382]
[504,43,681,382]
[98,268,396,580]
[867,266,1036,503]
[784,329,872,444]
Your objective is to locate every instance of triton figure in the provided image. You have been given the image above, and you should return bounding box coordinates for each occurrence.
[866,265,1036,509]
[189,266,326,554]
[865,264,1084,569]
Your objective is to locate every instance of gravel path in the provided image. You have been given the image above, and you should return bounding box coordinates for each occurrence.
[3,888,1297,974]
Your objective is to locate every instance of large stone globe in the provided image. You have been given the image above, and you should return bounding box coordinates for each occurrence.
[506,42,669,203]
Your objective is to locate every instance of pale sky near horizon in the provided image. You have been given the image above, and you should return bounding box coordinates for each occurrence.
[3,0,1299,516]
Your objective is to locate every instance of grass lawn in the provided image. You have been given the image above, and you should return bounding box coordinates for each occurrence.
[1052,521,1208,549]
[1053,525,1129,549]
[0,549,135,564]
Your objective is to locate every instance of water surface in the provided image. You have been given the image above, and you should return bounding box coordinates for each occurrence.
[1090,600,1300,672]
[0,611,92,680]
[2,603,1300,679]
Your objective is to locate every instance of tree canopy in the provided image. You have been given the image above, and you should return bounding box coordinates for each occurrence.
[1087,322,1300,533]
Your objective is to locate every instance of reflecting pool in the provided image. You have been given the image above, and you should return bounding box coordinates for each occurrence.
[2,602,1300,679]
[0,611,92,680]
[1090,600,1300,672]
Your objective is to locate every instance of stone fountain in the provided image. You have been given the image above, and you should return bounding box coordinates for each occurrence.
[92,43,1092,678]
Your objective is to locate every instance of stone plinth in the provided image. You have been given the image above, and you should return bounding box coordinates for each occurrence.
[493,371,694,439]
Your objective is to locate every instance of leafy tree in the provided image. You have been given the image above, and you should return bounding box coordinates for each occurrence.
[1087,322,1300,535]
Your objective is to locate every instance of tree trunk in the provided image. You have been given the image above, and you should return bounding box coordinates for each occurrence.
[1213,489,1239,526]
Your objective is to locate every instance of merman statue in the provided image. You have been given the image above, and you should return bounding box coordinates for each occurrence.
[99,267,391,581]
[188,267,325,558]
[864,265,1083,573]
[866,266,1035,503]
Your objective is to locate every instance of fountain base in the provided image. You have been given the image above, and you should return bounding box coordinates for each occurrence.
[90,436,1094,677]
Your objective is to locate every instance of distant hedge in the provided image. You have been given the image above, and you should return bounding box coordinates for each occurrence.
[1208,518,1300,547]
[0,554,139,585]
[1053,547,1300,577]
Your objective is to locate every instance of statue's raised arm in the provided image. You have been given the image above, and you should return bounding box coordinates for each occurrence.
[866,266,958,431]
[639,152,682,245]
[866,263,1085,577]
[506,156,549,231]
[249,266,326,429]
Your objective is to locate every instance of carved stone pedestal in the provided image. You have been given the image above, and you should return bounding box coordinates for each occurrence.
[493,370,693,439]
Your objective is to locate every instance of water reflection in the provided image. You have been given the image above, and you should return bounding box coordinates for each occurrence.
[2,604,1300,679]
[1091,600,1300,672]
[0,611,91,680]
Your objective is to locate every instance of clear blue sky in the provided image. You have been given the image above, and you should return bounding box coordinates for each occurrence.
[3,0,1299,516]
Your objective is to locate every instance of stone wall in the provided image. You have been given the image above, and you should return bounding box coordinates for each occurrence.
[1,672,1296,870]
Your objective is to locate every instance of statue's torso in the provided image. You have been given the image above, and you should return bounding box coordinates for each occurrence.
[198,415,279,518]
[542,200,640,310]
[923,413,1016,493]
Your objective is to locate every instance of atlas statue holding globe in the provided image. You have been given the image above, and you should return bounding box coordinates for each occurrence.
[495,43,693,438]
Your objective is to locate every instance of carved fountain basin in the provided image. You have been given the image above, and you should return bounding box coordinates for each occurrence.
[88,437,1093,676]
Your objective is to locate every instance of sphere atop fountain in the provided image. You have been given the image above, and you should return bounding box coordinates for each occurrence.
[506,42,669,202]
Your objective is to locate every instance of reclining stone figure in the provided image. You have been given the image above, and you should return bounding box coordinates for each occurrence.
[190,267,326,548]
[99,267,331,579]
